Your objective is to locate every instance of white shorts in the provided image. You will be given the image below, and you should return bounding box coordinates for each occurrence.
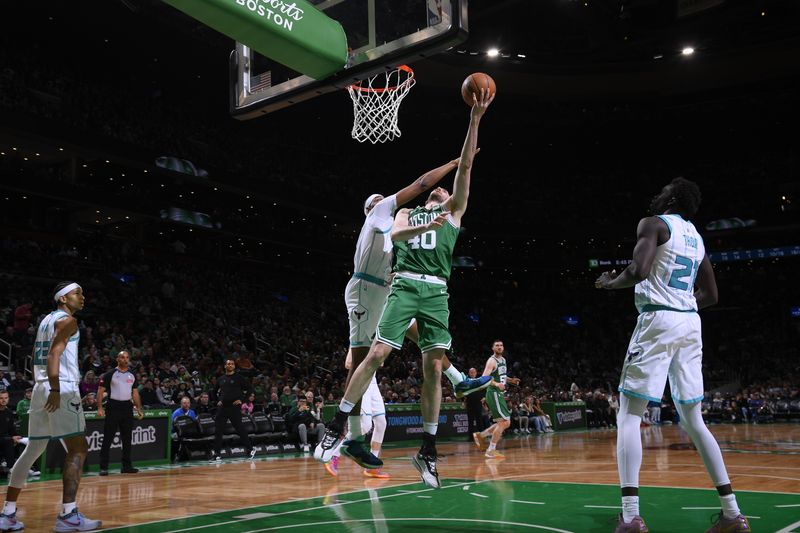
[29,381,86,440]
[360,380,386,419]
[619,310,704,405]
[345,277,390,348]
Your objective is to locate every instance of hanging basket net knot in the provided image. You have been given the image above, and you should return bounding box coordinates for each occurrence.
[348,65,415,144]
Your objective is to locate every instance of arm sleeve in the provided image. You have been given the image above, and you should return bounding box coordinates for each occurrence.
[371,194,398,220]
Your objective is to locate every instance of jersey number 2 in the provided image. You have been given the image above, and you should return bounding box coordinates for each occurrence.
[668,255,699,291]
[33,340,51,365]
[408,231,436,250]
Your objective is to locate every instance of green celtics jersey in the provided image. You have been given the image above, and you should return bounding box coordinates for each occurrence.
[490,355,507,386]
[394,204,460,280]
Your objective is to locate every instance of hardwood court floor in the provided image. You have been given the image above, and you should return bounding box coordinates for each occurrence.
[6,423,800,532]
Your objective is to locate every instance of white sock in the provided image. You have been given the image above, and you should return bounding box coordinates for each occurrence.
[372,448,380,458]
[339,399,355,413]
[349,416,363,439]
[3,502,16,515]
[720,494,740,519]
[443,365,463,386]
[62,502,77,516]
[621,495,639,522]
[423,422,438,435]
[487,441,496,452]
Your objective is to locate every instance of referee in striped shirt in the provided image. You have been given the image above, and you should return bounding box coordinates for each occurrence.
[97,351,144,476]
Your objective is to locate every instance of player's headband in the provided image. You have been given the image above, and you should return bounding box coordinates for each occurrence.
[363,194,382,216]
[54,282,81,301]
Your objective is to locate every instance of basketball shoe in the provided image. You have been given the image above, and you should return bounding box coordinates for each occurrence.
[314,422,345,463]
[484,449,505,459]
[54,509,102,532]
[411,450,440,489]
[363,468,390,479]
[0,512,24,531]
[454,375,492,399]
[705,513,751,533]
[341,438,383,469]
[614,514,649,533]
[324,455,339,477]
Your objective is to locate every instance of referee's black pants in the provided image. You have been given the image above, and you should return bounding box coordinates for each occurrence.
[100,401,134,470]
[214,405,251,455]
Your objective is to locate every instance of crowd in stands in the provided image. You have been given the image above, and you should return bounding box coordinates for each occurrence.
[1,234,798,452]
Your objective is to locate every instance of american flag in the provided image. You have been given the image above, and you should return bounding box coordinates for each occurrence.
[250,71,272,92]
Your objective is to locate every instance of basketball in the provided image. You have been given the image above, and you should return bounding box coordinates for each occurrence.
[461,72,496,106]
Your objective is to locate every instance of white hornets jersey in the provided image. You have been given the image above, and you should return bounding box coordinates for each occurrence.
[634,214,706,313]
[32,310,81,383]
[352,194,398,284]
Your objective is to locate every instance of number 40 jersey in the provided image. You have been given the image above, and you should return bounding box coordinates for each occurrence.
[393,204,460,281]
[634,214,706,314]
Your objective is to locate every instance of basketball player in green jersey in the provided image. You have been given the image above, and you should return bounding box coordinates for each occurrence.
[316,87,494,488]
[474,340,520,458]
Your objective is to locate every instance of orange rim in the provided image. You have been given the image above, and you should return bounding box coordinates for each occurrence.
[349,65,414,94]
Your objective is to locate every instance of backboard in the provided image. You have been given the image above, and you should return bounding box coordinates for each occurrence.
[230,0,467,120]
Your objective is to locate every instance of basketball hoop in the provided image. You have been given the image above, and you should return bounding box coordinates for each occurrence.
[348,65,415,144]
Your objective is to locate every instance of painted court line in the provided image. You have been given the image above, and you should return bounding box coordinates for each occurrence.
[238,517,575,533]
[417,495,432,499]
[234,513,275,520]
[470,492,489,498]
[584,505,621,509]
[682,507,721,510]
[776,504,800,508]
[776,519,800,533]
[511,500,546,505]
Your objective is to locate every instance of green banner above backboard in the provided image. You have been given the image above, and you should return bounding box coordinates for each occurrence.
[163,0,347,80]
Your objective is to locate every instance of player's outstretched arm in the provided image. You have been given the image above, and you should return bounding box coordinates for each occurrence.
[391,208,449,242]
[393,159,461,207]
[446,88,494,223]
[694,254,719,309]
[595,216,662,290]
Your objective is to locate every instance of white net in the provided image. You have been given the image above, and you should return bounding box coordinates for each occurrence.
[348,65,415,144]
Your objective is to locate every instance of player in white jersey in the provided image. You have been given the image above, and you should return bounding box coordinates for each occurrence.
[0,282,101,532]
[323,158,492,472]
[596,179,750,533]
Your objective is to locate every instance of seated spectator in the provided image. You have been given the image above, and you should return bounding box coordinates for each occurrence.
[287,398,325,453]
[157,381,176,407]
[194,392,215,416]
[279,386,295,412]
[265,392,281,414]
[139,380,159,407]
[82,393,98,412]
[79,370,99,398]
[172,396,197,421]
[241,393,256,415]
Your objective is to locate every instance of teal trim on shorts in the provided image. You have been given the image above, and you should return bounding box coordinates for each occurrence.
[353,272,387,287]
[376,227,391,234]
[640,304,696,313]
[675,395,704,404]
[618,387,661,403]
[54,431,85,439]
[29,435,51,440]
[350,341,370,347]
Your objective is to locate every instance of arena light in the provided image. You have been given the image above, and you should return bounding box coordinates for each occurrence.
[517,53,526,58]
[682,46,695,56]
[487,48,499,58]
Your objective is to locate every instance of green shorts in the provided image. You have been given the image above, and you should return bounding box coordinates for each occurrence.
[486,388,511,421]
[375,276,451,352]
